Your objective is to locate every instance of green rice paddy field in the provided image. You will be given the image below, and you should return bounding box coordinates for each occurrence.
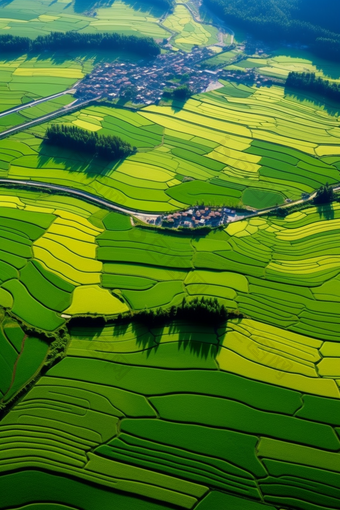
[0,188,340,509]
[2,82,339,211]
[226,49,340,82]
[0,0,168,39]
[1,1,340,509]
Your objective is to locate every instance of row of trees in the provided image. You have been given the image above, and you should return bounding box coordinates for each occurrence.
[203,0,340,60]
[0,31,160,56]
[45,124,136,160]
[286,72,340,102]
[125,297,241,325]
[314,184,334,205]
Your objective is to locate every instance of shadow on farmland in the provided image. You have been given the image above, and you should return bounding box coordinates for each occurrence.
[122,0,169,18]
[0,0,13,6]
[285,89,340,117]
[317,202,335,221]
[130,319,223,360]
[38,141,124,177]
[171,99,188,113]
[68,315,228,361]
[73,0,114,13]
[34,50,108,68]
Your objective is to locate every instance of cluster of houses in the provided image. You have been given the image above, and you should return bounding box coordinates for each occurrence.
[76,47,223,104]
[158,206,238,228]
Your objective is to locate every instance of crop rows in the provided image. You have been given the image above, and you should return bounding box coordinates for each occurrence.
[0,312,48,403]
[3,82,338,212]
[0,0,168,38]
[0,54,85,115]
[226,51,340,82]
[1,316,340,509]
[1,189,339,393]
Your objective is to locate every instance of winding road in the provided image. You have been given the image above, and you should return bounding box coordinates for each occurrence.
[0,178,160,223]
[0,177,338,227]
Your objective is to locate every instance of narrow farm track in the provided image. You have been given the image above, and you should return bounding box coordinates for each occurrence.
[0,88,77,119]
[0,177,338,225]
[0,97,96,140]
[0,178,160,222]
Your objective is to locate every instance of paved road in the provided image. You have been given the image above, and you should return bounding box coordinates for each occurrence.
[0,97,96,140]
[0,178,160,222]
[0,178,338,227]
[0,88,77,120]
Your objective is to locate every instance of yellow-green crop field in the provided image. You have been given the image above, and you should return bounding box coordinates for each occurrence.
[1,186,340,510]
[2,82,339,212]
[228,49,340,82]
[1,1,340,509]
[0,0,168,39]
[0,54,86,113]
[163,4,219,50]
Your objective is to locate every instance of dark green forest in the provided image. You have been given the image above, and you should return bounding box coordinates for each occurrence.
[45,125,135,161]
[286,72,340,102]
[203,0,340,59]
[0,31,160,56]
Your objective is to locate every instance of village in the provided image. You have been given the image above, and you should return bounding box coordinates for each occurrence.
[146,205,245,229]
[76,46,225,103]
[76,43,281,104]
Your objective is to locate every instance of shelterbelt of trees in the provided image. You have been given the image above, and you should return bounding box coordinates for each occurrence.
[204,0,340,60]
[45,125,136,161]
[286,72,340,103]
[0,31,160,56]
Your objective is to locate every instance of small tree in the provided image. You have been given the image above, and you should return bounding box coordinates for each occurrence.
[173,85,192,100]
[314,183,334,204]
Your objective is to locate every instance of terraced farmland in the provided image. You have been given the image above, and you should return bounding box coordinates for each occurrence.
[163,3,219,50]
[226,49,340,82]
[1,173,340,509]
[0,54,88,114]
[0,312,48,403]
[2,82,339,212]
[0,0,168,39]
[0,0,340,508]
[1,187,340,360]
[1,313,340,510]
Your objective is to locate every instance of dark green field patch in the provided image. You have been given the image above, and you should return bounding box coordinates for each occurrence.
[20,262,73,312]
[103,212,132,231]
[171,148,225,171]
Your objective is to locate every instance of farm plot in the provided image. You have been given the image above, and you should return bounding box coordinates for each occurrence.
[0,94,75,134]
[4,81,337,212]
[227,49,340,82]
[0,190,129,329]
[0,54,86,114]
[0,0,168,39]
[1,318,340,510]
[1,187,340,348]
[163,4,219,51]
[0,312,49,403]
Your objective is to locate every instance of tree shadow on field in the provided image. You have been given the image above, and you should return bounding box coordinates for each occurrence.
[171,99,188,113]
[38,141,124,177]
[122,0,169,18]
[285,88,340,117]
[34,50,109,68]
[317,202,335,221]
[73,0,114,13]
[127,319,229,360]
